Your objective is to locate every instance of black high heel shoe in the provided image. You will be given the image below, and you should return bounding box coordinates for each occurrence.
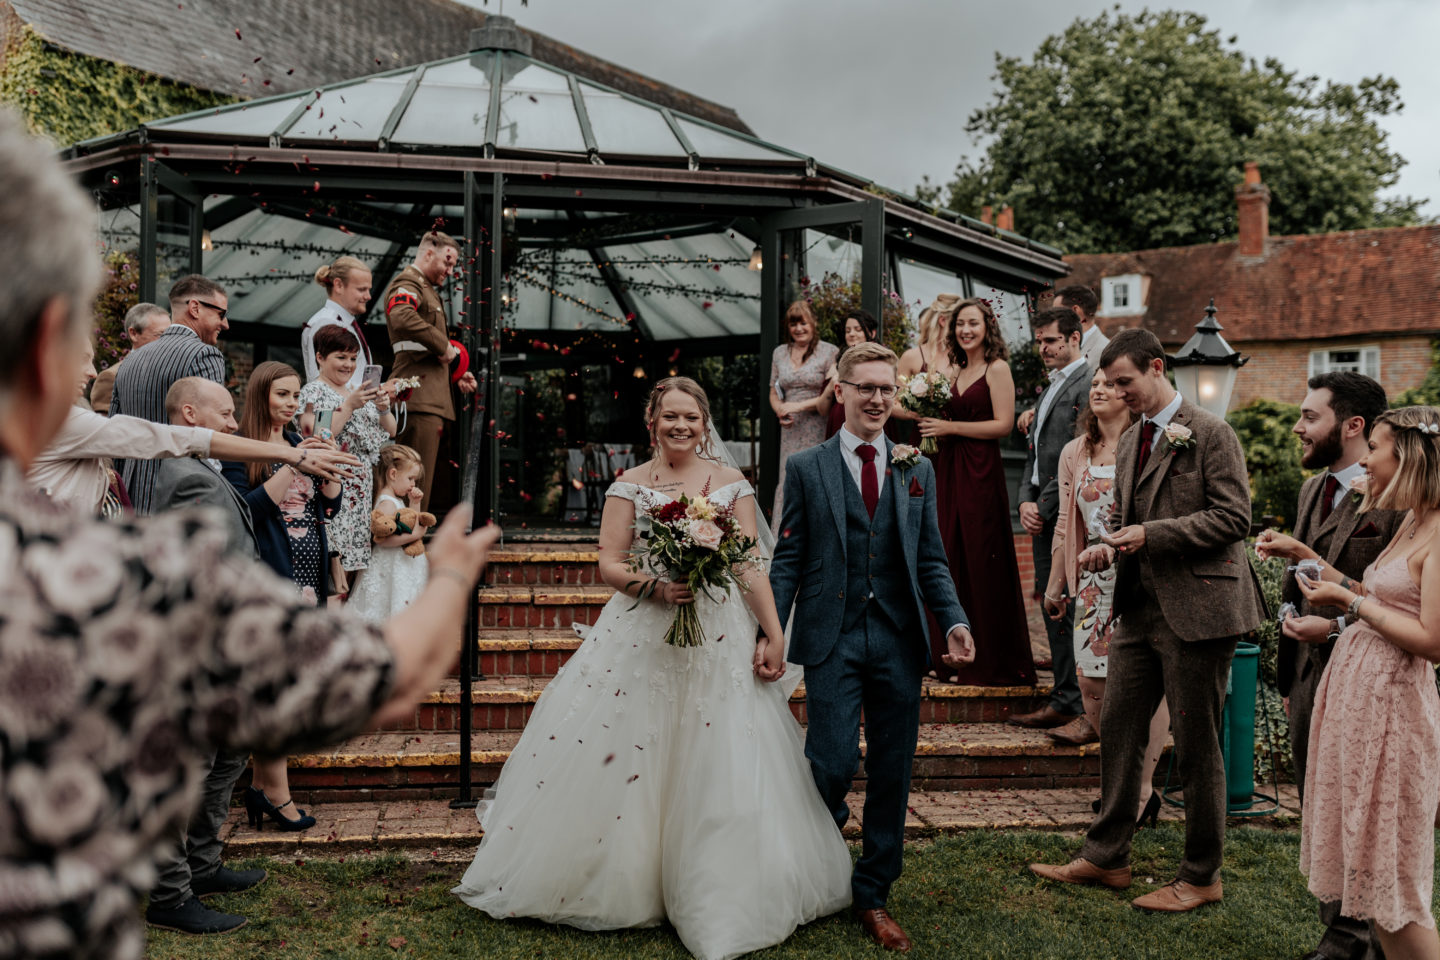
[1136,791,1162,829]
[244,786,317,832]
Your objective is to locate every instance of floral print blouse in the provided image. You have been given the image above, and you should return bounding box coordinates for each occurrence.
[0,458,395,959]
[298,379,392,571]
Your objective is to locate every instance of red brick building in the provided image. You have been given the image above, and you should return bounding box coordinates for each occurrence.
[1063,163,1440,409]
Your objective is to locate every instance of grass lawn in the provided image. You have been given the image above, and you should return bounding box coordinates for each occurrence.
[146,825,1346,959]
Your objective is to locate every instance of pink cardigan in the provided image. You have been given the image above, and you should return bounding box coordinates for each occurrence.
[1050,436,1091,597]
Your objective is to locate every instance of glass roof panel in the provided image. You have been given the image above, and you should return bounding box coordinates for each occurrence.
[391,70,491,148]
[153,95,305,136]
[493,61,584,153]
[420,56,485,84]
[284,74,412,140]
[675,117,798,161]
[579,83,685,156]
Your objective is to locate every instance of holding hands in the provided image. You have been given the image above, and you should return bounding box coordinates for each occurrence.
[753,633,786,683]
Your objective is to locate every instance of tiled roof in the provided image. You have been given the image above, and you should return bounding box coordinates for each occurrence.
[1064,225,1440,343]
[6,0,753,134]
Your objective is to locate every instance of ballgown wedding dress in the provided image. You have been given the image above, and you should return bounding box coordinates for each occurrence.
[454,479,852,960]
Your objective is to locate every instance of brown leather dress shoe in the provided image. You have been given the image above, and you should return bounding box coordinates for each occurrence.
[1131,879,1223,912]
[1028,857,1132,889]
[855,908,912,952]
[1048,715,1099,745]
[1007,705,1080,729]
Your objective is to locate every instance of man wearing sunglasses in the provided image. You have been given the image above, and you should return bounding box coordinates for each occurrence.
[111,274,231,514]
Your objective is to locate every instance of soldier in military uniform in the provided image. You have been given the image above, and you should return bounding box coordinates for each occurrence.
[382,231,476,508]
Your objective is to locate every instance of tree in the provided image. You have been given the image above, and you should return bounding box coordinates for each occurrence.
[917,9,1430,254]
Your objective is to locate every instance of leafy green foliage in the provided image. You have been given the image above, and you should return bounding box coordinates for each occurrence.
[0,26,231,146]
[1247,543,1293,782]
[921,10,1430,253]
[92,250,140,369]
[1227,398,1306,528]
[1393,339,1440,408]
[799,272,913,359]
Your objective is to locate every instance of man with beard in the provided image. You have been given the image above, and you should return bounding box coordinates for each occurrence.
[1257,371,1403,960]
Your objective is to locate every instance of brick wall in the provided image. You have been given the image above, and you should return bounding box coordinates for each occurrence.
[1227,335,1433,409]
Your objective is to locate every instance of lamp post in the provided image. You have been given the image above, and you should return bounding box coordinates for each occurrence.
[1169,299,1248,417]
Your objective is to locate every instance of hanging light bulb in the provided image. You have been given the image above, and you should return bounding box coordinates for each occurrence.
[747,245,763,271]
[633,366,647,379]
[201,230,213,252]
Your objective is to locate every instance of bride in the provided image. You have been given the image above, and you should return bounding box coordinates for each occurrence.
[453,377,852,959]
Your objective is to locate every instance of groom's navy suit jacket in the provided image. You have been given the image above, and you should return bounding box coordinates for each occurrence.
[770,433,968,666]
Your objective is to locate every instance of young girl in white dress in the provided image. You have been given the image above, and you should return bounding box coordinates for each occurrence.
[348,444,430,623]
[454,377,851,960]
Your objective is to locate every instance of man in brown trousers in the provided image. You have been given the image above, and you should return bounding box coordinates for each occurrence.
[1030,328,1266,912]
[382,231,476,508]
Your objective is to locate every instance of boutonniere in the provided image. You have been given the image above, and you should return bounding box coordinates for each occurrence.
[1162,422,1195,452]
[1350,474,1368,503]
[890,443,920,470]
[908,476,925,497]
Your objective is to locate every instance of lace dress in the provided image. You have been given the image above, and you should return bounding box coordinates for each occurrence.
[1300,551,1440,932]
[771,341,840,518]
[297,379,392,571]
[1071,459,1117,678]
[454,479,852,960]
[347,494,429,623]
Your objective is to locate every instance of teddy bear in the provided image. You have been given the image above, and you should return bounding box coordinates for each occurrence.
[370,507,437,557]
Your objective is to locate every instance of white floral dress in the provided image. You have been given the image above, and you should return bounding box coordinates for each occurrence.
[298,379,392,570]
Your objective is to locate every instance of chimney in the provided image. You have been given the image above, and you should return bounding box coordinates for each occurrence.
[980,205,993,226]
[996,206,1015,232]
[1235,161,1270,256]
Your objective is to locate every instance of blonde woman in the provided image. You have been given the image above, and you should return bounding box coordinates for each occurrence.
[301,255,374,389]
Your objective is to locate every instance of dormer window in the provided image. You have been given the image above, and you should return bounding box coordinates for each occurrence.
[1099,274,1145,317]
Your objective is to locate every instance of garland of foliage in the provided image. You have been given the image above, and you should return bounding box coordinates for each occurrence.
[797,272,913,359]
[0,26,232,146]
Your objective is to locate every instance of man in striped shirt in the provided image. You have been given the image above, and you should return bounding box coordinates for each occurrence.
[111,275,229,514]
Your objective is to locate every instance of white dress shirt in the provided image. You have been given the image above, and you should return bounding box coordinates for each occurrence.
[1032,355,1090,485]
[1326,462,1365,512]
[300,301,371,389]
[835,428,966,641]
[1140,391,1184,458]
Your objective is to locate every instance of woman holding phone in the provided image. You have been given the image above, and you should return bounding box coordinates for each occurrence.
[299,324,397,591]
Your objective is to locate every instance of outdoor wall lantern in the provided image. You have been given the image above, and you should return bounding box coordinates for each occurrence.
[1169,298,1249,418]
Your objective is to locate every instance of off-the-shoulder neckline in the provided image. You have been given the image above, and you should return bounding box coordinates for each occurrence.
[610,478,749,503]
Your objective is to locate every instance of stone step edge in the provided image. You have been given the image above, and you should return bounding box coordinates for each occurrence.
[426,677,1054,705]
[219,784,1302,856]
[487,549,599,564]
[291,725,1124,770]
[477,586,613,604]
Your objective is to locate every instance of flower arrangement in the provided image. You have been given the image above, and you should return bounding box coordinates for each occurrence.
[392,376,422,402]
[897,372,952,454]
[626,483,761,647]
[1163,422,1195,451]
[890,444,920,469]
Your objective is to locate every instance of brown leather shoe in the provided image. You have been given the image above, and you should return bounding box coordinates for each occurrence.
[1048,715,1099,745]
[1131,879,1223,912]
[1028,857,1132,889]
[1008,705,1081,729]
[855,908,912,952]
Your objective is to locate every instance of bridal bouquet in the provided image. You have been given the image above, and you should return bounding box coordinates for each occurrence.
[898,371,952,454]
[627,485,761,647]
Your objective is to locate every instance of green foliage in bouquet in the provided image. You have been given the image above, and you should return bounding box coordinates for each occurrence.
[0,26,232,146]
[1227,398,1306,530]
[800,272,913,359]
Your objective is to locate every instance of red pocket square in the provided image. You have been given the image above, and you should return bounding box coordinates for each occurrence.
[909,477,924,497]
[1353,521,1381,538]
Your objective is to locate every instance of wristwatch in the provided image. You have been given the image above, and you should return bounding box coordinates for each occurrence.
[1327,617,1344,643]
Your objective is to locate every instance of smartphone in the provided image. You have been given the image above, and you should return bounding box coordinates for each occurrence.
[361,364,383,391]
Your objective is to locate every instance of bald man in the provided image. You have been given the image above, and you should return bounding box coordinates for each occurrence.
[152,377,257,558]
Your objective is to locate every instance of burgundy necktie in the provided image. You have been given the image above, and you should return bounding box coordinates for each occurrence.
[350,318,372,364]
[1137,419,1158,474]
[858,443,879,519]
[1319,473,1340,523]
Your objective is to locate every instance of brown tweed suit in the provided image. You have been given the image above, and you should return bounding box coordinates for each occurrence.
[1079,397,1267,885]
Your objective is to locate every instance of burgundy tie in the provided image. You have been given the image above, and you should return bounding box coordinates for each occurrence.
[1137,419,1158,474]
[1319,473,1340,523]
[858,443,879,519]
[350,318,372,364]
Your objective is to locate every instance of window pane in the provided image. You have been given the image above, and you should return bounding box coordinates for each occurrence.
[493,62,585,153]
[392,71,490,147]
[580,83,686,156]
[286,74,413,141]
[676,117,796,161]
[155,95,304,136]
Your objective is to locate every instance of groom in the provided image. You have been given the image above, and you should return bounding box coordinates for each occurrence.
[769,341,973,953]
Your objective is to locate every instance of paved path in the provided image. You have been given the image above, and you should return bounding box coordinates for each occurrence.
[222,784,1302,858]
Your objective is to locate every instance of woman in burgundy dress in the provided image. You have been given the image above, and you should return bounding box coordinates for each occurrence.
[915,297,1036,686]
[820,309,881,440]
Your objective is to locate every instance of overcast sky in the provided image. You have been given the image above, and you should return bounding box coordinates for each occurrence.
[459,0,1440,228]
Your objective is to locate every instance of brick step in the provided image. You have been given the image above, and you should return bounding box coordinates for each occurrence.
[386,673,1054,732]
[477,584,613,629]
[483,546,601,586]
[470,629,583,677]
[285,720,1133,803]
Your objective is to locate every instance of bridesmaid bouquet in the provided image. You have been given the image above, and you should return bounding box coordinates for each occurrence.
[898,371,952,454]
[627,486,761,647]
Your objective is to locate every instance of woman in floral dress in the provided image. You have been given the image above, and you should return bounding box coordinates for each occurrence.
[1044,370,1169,825]
[298,324,396,591]
[768,300,838,517]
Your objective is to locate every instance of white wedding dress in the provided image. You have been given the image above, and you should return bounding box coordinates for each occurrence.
[454,479,852,960]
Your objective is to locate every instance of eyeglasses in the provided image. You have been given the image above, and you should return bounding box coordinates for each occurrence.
[192,299,228,321]
[840,381,898,400]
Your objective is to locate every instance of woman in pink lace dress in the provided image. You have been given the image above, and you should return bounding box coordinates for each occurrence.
[1264,406,1440,959]
[768,301,839,518]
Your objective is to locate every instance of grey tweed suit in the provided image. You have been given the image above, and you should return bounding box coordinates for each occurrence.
[1078,398,1266,886]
